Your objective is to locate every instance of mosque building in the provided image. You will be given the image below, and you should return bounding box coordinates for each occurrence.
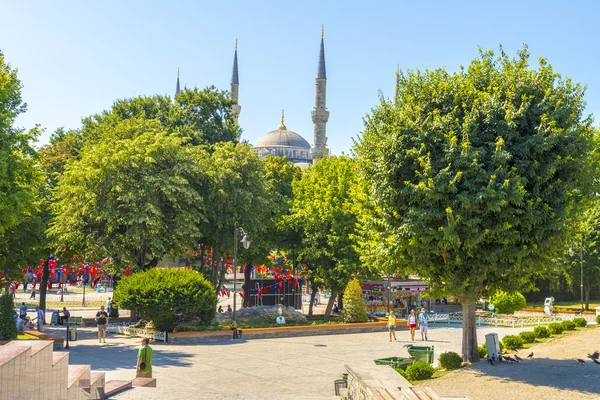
[176,29,330,167]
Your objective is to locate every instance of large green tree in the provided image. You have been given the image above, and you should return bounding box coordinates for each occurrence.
[49,118,210,272]
[290,156,363,320]
[0,50,44,286]
[356,47,594,361]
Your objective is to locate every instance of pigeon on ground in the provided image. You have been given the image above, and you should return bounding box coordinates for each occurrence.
[403,344,413,348]
[576,359,586,364]
[510,346,519,353]
[514,355,523,362]
[527,352,534,359]
[487,357,494,365]
[592,358,600,365]
[588,352,599,360]
[503,356,517,363]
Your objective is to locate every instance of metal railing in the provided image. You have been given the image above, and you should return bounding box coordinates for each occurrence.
[107,322,167,343]
[428,312,583,327]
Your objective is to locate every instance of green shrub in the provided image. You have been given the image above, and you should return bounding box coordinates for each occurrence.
[597,315,600,325]
[439,351,463,370]
[404,361,434,381]
[114,268,217,332]
[0,294,18,340]
[518,331,536,344]
[394,367,408,379]
[502,334,524,349]
[561,320,576,331]
[490,290,527,314]
[342,279,368,323]
[533,326,550,338]
[478,344,487,358]
[548,322,564,335]
[573,317,587,327]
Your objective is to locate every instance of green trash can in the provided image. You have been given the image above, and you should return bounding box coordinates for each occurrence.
[407,346,434,364]
[374,357,415,370]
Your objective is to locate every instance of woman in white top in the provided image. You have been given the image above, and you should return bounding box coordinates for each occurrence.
[407,309,419,341]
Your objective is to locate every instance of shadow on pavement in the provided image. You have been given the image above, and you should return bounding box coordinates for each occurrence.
[467,357,600,395]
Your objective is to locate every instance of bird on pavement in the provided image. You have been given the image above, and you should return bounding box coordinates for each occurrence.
[403,344,413,348]
[591,358,600,365]
[588,352,599,360]
[527,352,534,359]
[510,346,519,353]
[514,355,523,362]
[487,357,494,366]
[576,359,586,364]
[503,356,517,363]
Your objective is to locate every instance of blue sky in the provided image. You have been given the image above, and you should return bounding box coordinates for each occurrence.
[2,0,599,154]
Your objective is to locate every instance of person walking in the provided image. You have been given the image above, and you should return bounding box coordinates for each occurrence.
[136,338,154,378]
[35,307,44,332]
[106,297,113,317]
[95,305,109,343]
[19,302,28,319]
[30,287,36,300]
[387,312,397,341]
[419,307,430,341]
[407,309,418,341]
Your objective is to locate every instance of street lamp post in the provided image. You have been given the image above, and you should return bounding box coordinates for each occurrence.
[580,237,584,311]
[232,222,251,339]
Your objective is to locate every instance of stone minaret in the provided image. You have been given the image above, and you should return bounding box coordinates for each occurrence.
[230,40,241,125]
[175,68,181,96]
[311,26,329,163]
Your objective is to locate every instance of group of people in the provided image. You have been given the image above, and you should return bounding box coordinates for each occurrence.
[387,307,430,342]
[14,303,46,333]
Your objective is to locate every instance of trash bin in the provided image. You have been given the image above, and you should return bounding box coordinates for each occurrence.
[407,346,434,364]
[69,327,78,341]
[374,357,415,370]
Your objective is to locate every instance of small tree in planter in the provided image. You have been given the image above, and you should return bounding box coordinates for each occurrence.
[0,293,18,340]
[342,279,367,323]
[490,291,526,314]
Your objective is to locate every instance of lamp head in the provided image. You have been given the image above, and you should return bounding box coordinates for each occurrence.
[241,234,252,250]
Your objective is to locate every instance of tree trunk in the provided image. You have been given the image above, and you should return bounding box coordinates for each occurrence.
[460,300,479,362]
[243,263,252,308]
[39,259,50,324]
[323,291,337,322]
[337,292,344,310]
[585,285,591,311]
[308,283,317,316]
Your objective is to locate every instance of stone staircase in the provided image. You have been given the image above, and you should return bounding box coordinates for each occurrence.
[0,340,154,399]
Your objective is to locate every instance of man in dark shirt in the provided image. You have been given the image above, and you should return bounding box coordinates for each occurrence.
[59,307,71,325]
[95,305,109,344]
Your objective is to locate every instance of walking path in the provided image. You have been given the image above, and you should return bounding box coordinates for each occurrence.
[53,324,529,399]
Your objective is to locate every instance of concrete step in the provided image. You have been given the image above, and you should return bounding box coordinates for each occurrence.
[132,377,156,387]
[89,371,106,400]
[103,380,133,398]
[51,352,70,400]
[68,364,91,400]
[0,343,31,400]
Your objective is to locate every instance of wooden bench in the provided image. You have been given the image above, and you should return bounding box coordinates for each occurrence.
[23,330,64,349]
[66,316,84,327]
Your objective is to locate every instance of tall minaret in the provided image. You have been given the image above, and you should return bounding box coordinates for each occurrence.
[230,40,241,125]
[175,68,181,96]
[311,26,329,163]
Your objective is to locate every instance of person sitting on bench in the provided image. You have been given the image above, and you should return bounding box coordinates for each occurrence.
[58,307,70,325]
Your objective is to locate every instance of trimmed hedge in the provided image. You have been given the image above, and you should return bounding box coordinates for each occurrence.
[572,317,587,327]
[404,361,434,381]
[114,268,217,332]
[597,315,600,325]
[342,279,368,323]
[502,334,524,349]
[561,320,576,331]
[548,322,564,335]
[0,294,18,340]
[518,331,536,344]
[478,344,488,358]
[490,290,527,314]
[533,326,550,338]
[439,351,462,370]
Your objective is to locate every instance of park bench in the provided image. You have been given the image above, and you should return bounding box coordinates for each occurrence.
[65,316,84,327]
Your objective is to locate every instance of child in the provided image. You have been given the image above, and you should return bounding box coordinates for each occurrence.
[407,309,418,341]
[387,312,397,341]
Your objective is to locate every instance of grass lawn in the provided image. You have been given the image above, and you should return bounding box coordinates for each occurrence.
[526,300,600,311]
[17,334,38,340]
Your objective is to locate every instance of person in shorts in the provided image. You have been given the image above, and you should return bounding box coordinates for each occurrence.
[136,338,154,378]
[419,307,430,341]
[95,305,109,343]
[407,309,418,341]
[387,312,397,341]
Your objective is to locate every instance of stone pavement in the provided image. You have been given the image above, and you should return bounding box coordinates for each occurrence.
[54,324,530,399]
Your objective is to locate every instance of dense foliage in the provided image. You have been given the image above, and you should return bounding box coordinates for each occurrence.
[501,334,524,349]
[0,294,17,340]
[113,269,217,331]
[548,322,564,335]
[572,317,587,327]
[560,320,576,331]
[490,291,527,314]
[342,279,368,323]
[533,326,550,338]
[404,361,434,380]
[355,47,593,361]
[477,344,487,358]
[439,351,463,370]
[518,331,536,343]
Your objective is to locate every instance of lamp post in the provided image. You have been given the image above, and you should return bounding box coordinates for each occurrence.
[580,237,584,311]
[232,222,251,338]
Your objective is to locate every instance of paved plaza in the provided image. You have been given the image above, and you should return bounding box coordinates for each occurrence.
[54,324,530,399]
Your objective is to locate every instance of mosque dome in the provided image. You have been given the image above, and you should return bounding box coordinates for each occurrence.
[253,122,311,149]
